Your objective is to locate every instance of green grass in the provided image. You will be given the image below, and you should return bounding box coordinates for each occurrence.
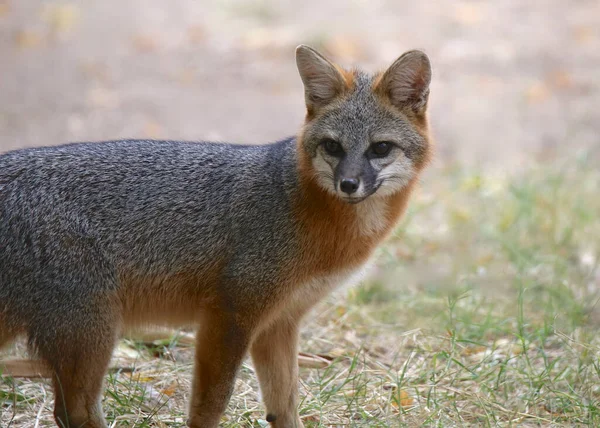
[295,150,600,427]
[1,150,599,426]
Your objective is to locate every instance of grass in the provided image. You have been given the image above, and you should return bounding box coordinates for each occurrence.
[1,149,599,426]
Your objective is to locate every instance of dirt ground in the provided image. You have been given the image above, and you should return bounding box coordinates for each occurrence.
[1,0,599,168]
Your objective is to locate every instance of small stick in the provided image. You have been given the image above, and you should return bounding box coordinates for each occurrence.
[298,353,331,369]
[0,359,135,378]
[0,359,52,378]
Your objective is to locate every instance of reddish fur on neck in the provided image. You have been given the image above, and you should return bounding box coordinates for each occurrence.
[291,138,416,283]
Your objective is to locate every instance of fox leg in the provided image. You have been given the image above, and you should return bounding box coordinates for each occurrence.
[28,242,118,428]
[187,311,252,428]
[251,316,303,428]
[49,338,115,428]
[30,310,116,428]
[30,295,117,428]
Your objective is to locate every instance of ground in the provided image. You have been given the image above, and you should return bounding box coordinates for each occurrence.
[1,1,599,426]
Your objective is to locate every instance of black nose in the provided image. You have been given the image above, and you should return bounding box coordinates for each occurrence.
[340,178,360,195]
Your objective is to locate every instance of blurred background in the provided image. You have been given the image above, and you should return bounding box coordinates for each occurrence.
[1,0,599,167]
[2,2,600,426]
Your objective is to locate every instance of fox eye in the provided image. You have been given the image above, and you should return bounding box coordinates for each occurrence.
[371,142,393,157]
[322,139,343,156]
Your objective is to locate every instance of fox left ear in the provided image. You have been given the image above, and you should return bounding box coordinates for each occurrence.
[376,50,431,114]
[296,45,347,113]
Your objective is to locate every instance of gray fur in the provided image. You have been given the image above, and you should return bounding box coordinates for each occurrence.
[302,71,430,201]
[0,139,301,343]
[378,50,431,113]
[296,45,346,109]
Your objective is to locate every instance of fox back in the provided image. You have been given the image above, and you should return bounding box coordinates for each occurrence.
[0,140,302,328]
[0,45,432,428]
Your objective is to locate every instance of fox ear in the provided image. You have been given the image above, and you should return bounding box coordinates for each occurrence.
[296,45,346,112]
[376,50,431,114]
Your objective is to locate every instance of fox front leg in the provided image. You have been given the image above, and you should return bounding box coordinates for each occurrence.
[251,317,304,428]
[187,312,252,428]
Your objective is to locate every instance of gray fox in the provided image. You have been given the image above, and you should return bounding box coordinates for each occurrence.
[0,45,432,427]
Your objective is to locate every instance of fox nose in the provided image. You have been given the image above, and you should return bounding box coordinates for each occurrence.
[340,178,360,195]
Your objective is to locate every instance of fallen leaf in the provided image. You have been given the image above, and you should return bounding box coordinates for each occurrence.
[0,1,10,18]
[547,70,573,89]
[572,25,594,44]
[395,246,414,261]
[128,372,157,383]
[301,415,320,424]
[133,34,160,52]
[461,345,487,356]
[176,68,196,85]
[476,254,494,266]
[399,390,415,407]
[453,3,484,25]
[511,344,525,355]
[323,35,363,61]
[14,30,42,49]
[43,3,79,38]
[187,25,206,44]
[161,381,178,397]
[526,81,550,104]
[391,389,415,408]
[143,120,163,138]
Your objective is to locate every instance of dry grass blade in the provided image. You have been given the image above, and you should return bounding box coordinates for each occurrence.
[298,353,331,369]
[124,330,196,346]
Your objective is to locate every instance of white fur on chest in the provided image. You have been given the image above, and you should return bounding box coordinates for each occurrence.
[286,265,370,319]
[354,197,390,236]
[277,197,389,322]
[284,198,388,316]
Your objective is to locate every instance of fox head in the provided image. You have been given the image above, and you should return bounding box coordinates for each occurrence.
[296,45,432,204]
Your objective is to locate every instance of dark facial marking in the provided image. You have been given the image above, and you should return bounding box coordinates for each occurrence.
[370,141,393,157]
[334,155,378,196]
[266,413,277,422]
[322,138,344,157]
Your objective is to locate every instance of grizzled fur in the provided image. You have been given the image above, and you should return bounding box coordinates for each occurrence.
[0,139,303,427]
[0,138,300,335]
[0,45,432,428]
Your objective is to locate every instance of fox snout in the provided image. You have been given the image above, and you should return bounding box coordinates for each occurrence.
[339,178,359,194]
[333,155,379,202]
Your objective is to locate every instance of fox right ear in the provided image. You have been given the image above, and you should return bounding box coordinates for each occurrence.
[375,50,432,114]
[296,45,347,113]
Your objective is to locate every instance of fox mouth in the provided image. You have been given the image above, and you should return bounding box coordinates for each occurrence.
[341,195,369,204]
[339,182,384,204]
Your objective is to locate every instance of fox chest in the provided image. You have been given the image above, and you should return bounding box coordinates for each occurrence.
[283,266,368,320]
[300,197,392,271]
